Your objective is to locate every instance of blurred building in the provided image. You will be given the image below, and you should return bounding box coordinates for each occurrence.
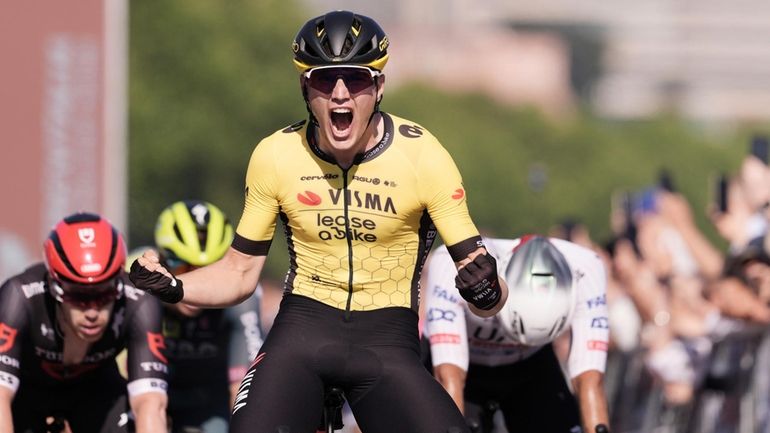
[0,0,127,282]
[303,0,770,122]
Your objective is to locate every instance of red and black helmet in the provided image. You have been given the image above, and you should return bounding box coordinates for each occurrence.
[43,212,127,285]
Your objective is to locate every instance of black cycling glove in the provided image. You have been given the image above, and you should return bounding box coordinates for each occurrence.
[129,259,184,304]
[455,253,501,311]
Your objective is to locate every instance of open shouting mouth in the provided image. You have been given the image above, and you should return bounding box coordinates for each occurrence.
[330,107,354,138]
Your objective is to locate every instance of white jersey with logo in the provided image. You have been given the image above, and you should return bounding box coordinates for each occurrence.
[424,237,609,378]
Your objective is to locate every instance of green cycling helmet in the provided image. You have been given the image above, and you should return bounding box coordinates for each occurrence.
[154,200,233,267]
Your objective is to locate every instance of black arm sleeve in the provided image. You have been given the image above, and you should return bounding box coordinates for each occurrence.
[125,290,169,397]
[0,278,29,393]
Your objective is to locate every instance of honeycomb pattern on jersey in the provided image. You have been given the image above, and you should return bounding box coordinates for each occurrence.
[291,241,420,311]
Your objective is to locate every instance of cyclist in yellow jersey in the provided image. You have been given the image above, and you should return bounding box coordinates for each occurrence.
[129,10,507,433]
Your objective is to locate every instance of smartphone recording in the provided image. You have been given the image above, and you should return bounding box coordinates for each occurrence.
[658,169,675,193]
[751,135,769,165]
[715,173,729,213]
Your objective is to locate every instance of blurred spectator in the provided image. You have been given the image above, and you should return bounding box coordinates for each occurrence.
[595,148,770,431]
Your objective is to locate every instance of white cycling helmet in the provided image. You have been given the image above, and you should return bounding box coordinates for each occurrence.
[497,236,576,346]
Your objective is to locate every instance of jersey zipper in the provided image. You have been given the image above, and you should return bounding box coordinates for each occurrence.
[341,168,354,320]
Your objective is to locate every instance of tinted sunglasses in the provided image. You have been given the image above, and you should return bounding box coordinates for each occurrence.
[61,290,119,309]
[304,65,381,94]
[162,256,199,274]
[54,277,120,309]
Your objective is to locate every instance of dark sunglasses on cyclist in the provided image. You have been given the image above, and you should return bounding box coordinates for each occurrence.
[60,290,119,309]
[162,256,199,274]
[53,276,120,309]
[163,256,187,271]
[304,65,381,95]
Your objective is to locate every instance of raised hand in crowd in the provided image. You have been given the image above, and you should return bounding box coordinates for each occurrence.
[707,277,770,325]
[656,191,723,280]
[738,153,770,214]
[710,176,755,249]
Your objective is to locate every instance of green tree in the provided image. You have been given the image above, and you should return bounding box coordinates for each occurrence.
[129,0,304,278]
[386,85,745,245]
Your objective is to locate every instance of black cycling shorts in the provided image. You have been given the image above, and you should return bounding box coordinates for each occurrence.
[229,294,469,433]
[11,365,131,433]
[464,344,581,433]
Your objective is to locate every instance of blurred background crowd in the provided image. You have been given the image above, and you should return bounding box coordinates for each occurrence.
[4,0,770,432]
[545,147,770,432]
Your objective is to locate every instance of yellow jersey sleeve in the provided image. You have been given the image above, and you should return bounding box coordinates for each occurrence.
[416,130,481,261]
[233,137,280,255]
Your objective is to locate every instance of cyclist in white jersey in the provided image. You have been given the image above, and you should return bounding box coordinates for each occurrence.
[425,235,610,433]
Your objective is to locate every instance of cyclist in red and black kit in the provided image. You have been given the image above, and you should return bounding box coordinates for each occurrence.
[0,213,168,433]
[129,10,507,433]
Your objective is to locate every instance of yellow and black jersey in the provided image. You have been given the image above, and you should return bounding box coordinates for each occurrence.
[233,112,482,312]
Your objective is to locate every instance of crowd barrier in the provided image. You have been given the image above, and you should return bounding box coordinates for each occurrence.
[606,329,770,433]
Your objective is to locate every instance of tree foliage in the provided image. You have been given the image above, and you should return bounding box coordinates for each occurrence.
[129,0,305,276]
[387,85,745,245]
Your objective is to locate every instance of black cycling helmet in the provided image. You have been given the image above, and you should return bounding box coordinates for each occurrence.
[292,10,390,73]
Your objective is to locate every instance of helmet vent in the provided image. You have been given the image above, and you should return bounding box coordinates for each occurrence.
[351,17,362,35]
[357,38,374,57]
[63,212,101,224]
[102,228,119,277]
[321,39,333,58]
[304,42,319,58]
[321,35,355,59]
[172,222,184,243]
[343,36,354,56]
